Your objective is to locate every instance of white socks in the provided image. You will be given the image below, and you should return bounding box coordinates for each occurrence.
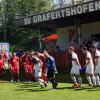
[91,75,96,86]
[71,76,77,83]
[87,76,92,85]
[78,78,82,85]
[95,75,100,86]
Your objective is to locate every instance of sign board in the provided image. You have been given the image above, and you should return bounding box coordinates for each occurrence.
[21,0,100,25]
[0,43,9,59]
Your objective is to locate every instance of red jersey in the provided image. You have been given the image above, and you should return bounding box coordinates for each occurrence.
[39,54,47,71]
[10,56,19,67]
[0,58,4,68]
[21,55,29,64]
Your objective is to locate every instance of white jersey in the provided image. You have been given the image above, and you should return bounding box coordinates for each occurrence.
[34,56,42,78]
[95,49,100,67]
[72,52,80,68]
[95,49,100,74]
[71,52,80,75]
[86,51,94,74]
[86,51,94,67]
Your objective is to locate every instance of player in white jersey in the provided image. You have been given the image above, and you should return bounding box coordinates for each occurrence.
[82,47,96,87]
[32,52,45,88]
[91,46,100,86]
[68,47,82,88]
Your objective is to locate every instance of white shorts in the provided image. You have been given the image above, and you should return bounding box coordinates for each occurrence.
[71,66,80,75]
[95,66,100,74]
[35,69,42,78]
[34,63,42,78]
[86,66,94,74]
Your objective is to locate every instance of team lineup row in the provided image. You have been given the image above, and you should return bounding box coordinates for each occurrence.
[0,46,100,89]
[69,46,100,88]
[0,50,58,89]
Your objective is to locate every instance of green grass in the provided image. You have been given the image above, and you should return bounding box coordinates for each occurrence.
[0,81,100,100]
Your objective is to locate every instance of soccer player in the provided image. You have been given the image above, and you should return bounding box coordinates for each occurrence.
[38,52,48,87]
[43,50,58,89]
[82,47,96,87]
[9,52,20,82]
[0,54,4,79]
[32,52,44,88]
[28,51,34,82]
[91,46,100,86]
[20,51,29,81]
[68,47,82,88]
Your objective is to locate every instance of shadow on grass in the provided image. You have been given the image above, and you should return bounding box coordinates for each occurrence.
[14,82,53,92]
[15,88,53,92]
[13,82,100,92]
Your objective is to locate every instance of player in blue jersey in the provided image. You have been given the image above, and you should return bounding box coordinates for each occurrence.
[43,50,58,89]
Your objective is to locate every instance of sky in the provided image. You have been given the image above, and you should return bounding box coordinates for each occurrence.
[0,0,2,1]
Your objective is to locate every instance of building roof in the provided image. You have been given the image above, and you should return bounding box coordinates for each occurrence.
[16,0,100,29]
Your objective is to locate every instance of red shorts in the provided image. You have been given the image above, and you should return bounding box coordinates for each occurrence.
[0,67,4,75]
[24,64,29,73]
[11,67,19,74]
[29,64,34,74]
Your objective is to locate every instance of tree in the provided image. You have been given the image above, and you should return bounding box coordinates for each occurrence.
[0,0,52,51]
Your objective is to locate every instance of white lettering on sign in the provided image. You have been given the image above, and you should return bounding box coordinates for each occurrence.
[83,4,88,13]
[71,7,76,15]
[22,0,100,25]
[55,11,61,19]
[33,16,38,23]
[42,14,47,21]
[24,17,31,25]
[95,1,100,10]
[51,11,56,19]
[89,2,94,12]
[77,5,83,14]
[60,9,65,17]
[66,8,71,16]
[46,12,51,20]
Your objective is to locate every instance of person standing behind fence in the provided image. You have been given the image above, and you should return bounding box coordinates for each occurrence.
[82,47,96,87]
[9,52,20,82]
[68,47,82,88]
[91,46,100,87]
[43,50,58,89]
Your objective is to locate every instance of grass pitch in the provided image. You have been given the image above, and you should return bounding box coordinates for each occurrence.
[0,81,100,100]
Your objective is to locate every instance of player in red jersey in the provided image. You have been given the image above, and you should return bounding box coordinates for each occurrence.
[28,51,35,82]
[9,52,20,82]
[0,54,4,79]
[20,51,30,81]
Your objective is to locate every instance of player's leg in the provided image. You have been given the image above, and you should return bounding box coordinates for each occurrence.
[95,67,100,86]
[11,68,15,82]
[89,67,96,87]
[86,67,93,86]
[95,73,100,86]
[29,64,34,82]
[47,69,58,89]
[86,73,92,86]
[24,64,29,81]
[17,67,20,82]
[90,74,96,87]
[76,74,82,86]
[71,67,78,87]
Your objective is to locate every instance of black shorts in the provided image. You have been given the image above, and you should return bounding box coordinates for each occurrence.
[47,69,55,79]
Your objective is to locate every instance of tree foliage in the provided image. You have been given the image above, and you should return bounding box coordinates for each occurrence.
[0,0,52,51]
